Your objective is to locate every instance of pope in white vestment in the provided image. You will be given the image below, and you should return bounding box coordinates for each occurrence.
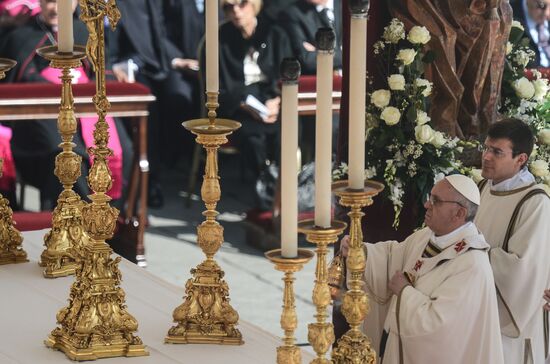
[475,169,550,364]
[345,175,504,364]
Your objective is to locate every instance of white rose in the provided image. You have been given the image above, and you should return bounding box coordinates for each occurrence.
[513,77,536,99]
[539,129,550,145]
[512,20,524,31]
[370,89,391,108]
[430,131,446,148]
[416,110,431,125]
[380,106,401,125]
[415,78,433,97]
[506,42,513,55]
[407,26,431,45]
[533,78,549,101]
[388,74,406,90]
[415,124,435,144]
[382,18,406,44]
[470,169,484,184]
[530,160,549,177]
[396,49,417,66]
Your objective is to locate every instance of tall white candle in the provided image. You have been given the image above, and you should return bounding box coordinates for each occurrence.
[206,0,219,93]
[348,16,367,189]
[280,59,300,258]
[314,30,335,228]
[57,0,73,53]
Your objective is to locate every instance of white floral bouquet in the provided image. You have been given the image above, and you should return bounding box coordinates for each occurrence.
[334,18,471,228]
[499,20,550,193]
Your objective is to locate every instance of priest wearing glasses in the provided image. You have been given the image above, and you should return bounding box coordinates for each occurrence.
[340,175,504,364]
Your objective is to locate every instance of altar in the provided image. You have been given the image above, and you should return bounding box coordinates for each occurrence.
[0,230,315,363]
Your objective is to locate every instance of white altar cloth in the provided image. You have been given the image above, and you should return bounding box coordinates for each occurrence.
[0,229,315,363]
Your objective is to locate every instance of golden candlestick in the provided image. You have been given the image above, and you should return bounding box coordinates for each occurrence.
[166,92,243,345]
[330,180,383,364]
[45,1,148,360]
[298,220,347,364]
[0,58,27,266]
[36,45,90,278]
[265,248,314,364]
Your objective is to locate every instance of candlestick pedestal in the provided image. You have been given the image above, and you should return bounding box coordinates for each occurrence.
[330,180,383,364]
[265,248,314,364]
[36,45,90,278]
[298,220,346,364]
[45,2,148,360]
[166,92,243,345]
[0,58,28,266]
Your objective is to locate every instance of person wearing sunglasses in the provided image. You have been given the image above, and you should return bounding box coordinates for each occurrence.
[512,0,550,67]
[339,175,504,364]
[215,0,292,209]
[475,118,550,364]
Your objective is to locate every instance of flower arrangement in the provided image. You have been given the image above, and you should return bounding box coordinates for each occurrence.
[499,20,550,193]
[334,18,471,228]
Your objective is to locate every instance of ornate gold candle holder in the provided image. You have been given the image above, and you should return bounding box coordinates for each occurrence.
[0,58,27,266]
[298,219,347,364]
[45,1,148,360]
[166,92,243,345]
[265,248,314,364]
[330,179,383,364]
[36,45,90,278]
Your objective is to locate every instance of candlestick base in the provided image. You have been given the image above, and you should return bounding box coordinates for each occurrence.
[297,220,346,363]
[0,58,16,80]
[331,179,384,364]
[265,248,314,364]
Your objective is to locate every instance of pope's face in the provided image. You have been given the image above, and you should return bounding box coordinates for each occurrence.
[481,137,527,185]
[424,180,464,236]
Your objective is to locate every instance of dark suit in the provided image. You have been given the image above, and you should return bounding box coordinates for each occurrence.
[109,0,196,185]
[280,0,342,75]
[215,19,292,198]
[511,0,550,67]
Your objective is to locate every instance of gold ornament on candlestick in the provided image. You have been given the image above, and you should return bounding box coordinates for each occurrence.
[298,220,347,364]
[0,58,27,266]
[36,45,90,278]
[265,249,314,364]
[166,92,243,345]
[45,1,148,360]
[331,179,384,364]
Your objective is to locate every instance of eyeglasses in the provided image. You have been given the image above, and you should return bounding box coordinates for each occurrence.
[479,144,512,159]
[426,194,465,208]
[223,0,249,12]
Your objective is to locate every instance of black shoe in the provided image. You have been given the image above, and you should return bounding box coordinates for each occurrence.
[147,183,164,209]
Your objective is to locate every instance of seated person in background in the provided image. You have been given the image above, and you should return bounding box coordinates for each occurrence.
[1,0,133,210]
[340,175,504,364]
[279,0,342,75]
[109,0,197,207]
[512,0,550,67]
[217,0,292,208]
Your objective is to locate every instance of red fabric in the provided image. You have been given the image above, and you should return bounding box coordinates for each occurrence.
[525,68,550,80]
[12,211,52,231]
[298,75,342,93]
[0,125,15,191]
[0,81,151,99]
[0,0,40,16]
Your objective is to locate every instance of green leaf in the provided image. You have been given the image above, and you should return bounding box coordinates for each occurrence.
[422,50,436,64]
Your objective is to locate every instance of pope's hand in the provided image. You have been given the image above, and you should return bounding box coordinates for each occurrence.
[544,289,550,312]
[388,271,411,296]
[340,235,350,258]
